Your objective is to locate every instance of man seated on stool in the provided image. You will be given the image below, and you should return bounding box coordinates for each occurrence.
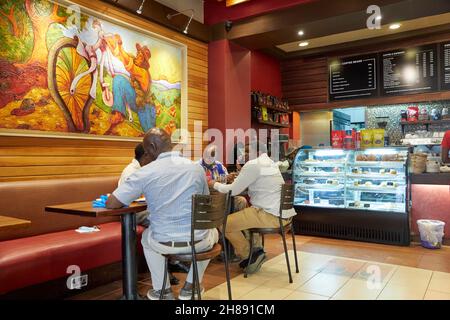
[208,142,296,274]
[107,128,218,300]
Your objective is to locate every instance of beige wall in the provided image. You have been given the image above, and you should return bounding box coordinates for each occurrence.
[300,111,333,147]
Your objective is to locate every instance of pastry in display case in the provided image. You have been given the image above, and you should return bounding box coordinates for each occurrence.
[293,148,410,213]
[293,149,349,208]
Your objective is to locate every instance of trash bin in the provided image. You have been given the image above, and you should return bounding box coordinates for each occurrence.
[417,219,445,249]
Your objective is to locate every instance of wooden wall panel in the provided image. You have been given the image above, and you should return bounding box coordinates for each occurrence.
[281,57,328,110]
[0,0,208,182]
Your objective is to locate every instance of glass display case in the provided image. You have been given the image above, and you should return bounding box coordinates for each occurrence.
[293,148,409,213]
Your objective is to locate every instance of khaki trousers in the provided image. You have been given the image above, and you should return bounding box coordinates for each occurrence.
[225,207,291,259]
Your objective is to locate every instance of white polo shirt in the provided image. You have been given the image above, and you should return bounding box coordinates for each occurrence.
[213,153,296,218]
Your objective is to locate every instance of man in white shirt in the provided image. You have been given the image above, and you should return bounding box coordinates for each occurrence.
[118,143,151,226]
[209,142,296,274]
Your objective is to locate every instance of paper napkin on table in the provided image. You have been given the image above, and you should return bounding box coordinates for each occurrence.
[75,226,100,234]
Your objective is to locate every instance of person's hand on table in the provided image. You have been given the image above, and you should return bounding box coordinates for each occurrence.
[226,172,238,184]
[208,179,216,188]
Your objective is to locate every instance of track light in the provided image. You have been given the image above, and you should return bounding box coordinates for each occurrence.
[136,0,146,15]
[167,9,195,35]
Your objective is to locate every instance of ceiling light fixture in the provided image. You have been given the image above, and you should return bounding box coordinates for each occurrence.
[298,30,304,36]
[136,0,146,15]
[167,9,195,35]
[389,23,401,30]
[299,41,309,47]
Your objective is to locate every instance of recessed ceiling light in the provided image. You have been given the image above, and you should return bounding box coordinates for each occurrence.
[299,41,309,47]
[389,23,401,30]
[298,30,304,36]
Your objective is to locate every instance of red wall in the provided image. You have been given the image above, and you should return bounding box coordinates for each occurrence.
[204,0,315,25]
[208,39,251,164]
[250,50,282,97]
[411,185,450,239]
[208,40,227,136]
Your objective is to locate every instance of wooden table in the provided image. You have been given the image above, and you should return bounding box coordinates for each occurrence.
[0,215,31,232]
[45,201,147,300]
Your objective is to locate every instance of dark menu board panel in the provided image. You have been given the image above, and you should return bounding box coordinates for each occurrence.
[381,44,438,96]
[329,55,378,101]
[441,42,450,90]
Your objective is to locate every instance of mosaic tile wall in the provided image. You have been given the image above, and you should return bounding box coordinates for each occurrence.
[365,100,450,145]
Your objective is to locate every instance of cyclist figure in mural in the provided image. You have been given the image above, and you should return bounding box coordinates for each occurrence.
[106,34,156,134]
[60,18,155,134]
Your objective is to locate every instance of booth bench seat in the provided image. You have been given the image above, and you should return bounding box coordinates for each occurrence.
[0,177,145,297]
[0,222,144,294]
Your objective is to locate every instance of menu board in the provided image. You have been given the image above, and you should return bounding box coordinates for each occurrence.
[329,55,378,101]
[441,42,450,90]
[381,44,438,96]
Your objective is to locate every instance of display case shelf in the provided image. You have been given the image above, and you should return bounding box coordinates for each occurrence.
[297,183,344,190]
[297,203,346,209]
[351,161,406,168]
[346,185,406,193]
[301,161,346,167]
[345,201,405,213]
[297,172,345,177]
[346,173,405,180]
[293,148,409,213]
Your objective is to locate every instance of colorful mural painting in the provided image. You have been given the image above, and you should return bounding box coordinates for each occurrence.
[0,0,185,139]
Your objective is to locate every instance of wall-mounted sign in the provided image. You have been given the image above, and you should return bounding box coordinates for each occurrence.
[381,44,438,96]
[441,42,450,91]
[329,55,378,101]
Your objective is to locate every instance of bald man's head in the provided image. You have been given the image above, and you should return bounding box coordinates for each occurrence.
[143,128,173,161]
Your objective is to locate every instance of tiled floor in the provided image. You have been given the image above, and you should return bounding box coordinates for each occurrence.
[203,251,450,300]
[70,235,450,300]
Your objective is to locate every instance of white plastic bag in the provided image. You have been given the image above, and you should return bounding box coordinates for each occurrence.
[417,219,445,249]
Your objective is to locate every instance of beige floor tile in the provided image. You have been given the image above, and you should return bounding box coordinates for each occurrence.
[428,271,450,294]
[331,279,383,300]
[377,283,427,300]
[318,257,365,277]
[238,287,294,300]
[281,253,334,272]
[353,262,397,285]
[388,266,432,287]
[262,269,319,290]
[424,290,450,300]
[297,273,350,297]
[284,291,329,300]
[231,274,272,287]
[204,281,259,300]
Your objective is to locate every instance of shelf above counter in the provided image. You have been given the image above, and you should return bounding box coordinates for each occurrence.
[256,120,291,128]
[400,119,450,126]
[410,173,450,185]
